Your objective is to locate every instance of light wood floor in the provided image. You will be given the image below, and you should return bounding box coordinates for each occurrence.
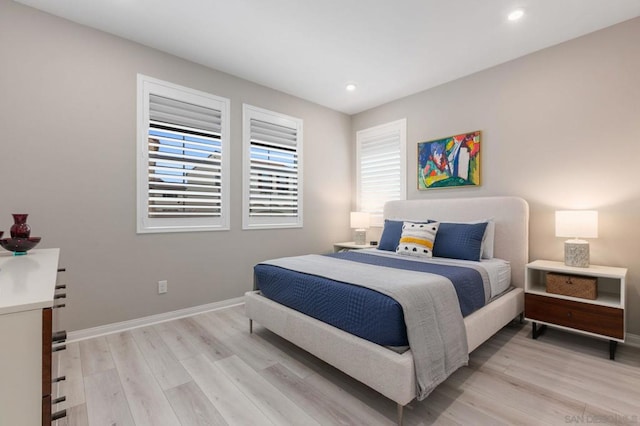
[55,304,640,426]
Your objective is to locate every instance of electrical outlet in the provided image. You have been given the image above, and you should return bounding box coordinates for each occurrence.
[158,280,168,294]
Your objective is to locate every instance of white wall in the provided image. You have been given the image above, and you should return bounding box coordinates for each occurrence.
[0,0,352,331]
[352,17,640,335]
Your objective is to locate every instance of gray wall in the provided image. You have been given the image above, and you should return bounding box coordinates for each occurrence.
[0,1,352,331]
[353,18,640,335]
[3,0,639,337]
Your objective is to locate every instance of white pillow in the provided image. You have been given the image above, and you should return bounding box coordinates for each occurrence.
[481,219,495,259]
[396,221,440,258]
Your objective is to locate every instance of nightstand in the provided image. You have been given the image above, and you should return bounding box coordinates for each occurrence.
[333,241,375,252]
[524,260,627,360]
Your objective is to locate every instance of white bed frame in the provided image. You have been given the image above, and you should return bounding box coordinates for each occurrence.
[245,196,529,424]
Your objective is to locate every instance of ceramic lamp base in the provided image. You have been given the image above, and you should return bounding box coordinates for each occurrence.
[564,240,589,268]
[354,229,366,245]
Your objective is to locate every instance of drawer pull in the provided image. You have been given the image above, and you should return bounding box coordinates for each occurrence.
[55,284,66,290]
[54,293,66,300]
[53,303,66,309]
[53,376,66,383]
[52,396,66,405]
[52,331,67,343]
[52,409,67,421]
[52,345,66,352]
[57,268,66,272]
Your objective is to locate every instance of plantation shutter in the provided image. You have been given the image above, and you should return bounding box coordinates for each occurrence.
[137,74,230,233]
[357,119,406,225]
[243,105,303,229]
[147,94,223,218]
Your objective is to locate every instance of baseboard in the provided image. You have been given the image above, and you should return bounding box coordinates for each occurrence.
[67,296,245,343]
[625,332,640,348]
[64,299,640,347]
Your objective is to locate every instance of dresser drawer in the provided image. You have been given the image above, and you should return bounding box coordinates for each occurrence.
[525,293,623,339]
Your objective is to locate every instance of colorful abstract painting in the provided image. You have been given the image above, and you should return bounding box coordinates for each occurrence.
[418,131,481,189]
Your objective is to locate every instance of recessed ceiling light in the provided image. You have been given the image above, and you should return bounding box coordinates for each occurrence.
[507,9,525,21]
[345,83,357,92]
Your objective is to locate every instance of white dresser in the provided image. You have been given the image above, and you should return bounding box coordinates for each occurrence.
[0,248,64,426]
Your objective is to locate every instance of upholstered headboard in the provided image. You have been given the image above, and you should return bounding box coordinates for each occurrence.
[384,196,529,288]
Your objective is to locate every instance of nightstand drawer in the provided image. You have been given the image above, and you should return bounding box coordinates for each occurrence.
[525,294,623,339]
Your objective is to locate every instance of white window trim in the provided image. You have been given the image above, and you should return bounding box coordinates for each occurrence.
[242,104,303,230]
[136,74,231,233]
[356,118,407,227]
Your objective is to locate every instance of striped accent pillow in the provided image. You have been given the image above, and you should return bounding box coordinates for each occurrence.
[396,221,440,258]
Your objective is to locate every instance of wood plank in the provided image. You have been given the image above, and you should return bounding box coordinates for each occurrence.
[216,355,320,426]
[57,341,86,408]
[582,403,639,425]
[419,385,510,426]
[131,326,192,390]
[505,358,640,416]
[490,330,640,417]
[79,336,114,376]
[455,363,586,423]
[200,309,244,339]
[203,329,276,373]
[106,331,181,426]
[197,314,314,379]
[154,319,200,360]
[84,369,134,426]
[513,328,640,381]
[70,306,640,426]
[181,353,274,425]
[165,381,228,426]
[55,403,89,426]
[251,325,330,377]
[259,363,390,426]
[491,327,640,390]
[438,366,576,424]
[172,317,234,361]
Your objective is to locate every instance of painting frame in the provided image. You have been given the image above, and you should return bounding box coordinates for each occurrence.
[417,130,481,190]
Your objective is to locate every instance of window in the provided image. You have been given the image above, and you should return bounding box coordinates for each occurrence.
[356,118,407,226]
[137,75,230,233]
[243,104,303,229]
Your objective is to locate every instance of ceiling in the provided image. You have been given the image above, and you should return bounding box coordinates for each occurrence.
[15,0,640,115]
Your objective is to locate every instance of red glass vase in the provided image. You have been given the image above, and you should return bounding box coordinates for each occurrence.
[10,214,31,238]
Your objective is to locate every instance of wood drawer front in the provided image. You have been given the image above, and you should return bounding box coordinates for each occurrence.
[42,308,54,425]
[525,294,623,339]
[42,308,52,398]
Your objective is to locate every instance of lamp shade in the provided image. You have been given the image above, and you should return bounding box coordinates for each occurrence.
[350,211,370,229]
[555,210,598,239]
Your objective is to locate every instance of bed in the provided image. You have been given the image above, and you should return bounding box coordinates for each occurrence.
[245,196,529,424]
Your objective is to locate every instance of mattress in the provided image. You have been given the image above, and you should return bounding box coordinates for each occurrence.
[254,250,510,347]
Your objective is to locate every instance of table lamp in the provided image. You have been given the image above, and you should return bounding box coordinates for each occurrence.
[350,211,370,245]
[555,210,598,267]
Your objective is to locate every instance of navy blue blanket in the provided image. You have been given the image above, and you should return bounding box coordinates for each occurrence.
[329,251,486,316]
[254,251,486,347]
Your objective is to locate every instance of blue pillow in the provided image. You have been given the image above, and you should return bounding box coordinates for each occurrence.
[377,220,404,251]
[433,222,488,261]
[378,219,433,251]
